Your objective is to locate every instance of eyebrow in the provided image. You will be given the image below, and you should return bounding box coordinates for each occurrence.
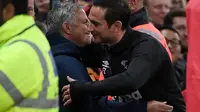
[172,38,180,41]
[90,20,101,25]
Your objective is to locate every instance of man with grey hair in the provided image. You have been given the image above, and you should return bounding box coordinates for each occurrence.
[46,2,93,112]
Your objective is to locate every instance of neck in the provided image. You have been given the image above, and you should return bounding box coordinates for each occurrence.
[63,32,73,42]
[109,29,126,45]
[62,32,82,47]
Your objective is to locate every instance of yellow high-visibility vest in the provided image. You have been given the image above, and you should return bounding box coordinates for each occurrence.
[0,15,58,112]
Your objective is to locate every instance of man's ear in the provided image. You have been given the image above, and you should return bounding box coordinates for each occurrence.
[110,21,122,33]
[62,22,72,35]
[3,3,15,21]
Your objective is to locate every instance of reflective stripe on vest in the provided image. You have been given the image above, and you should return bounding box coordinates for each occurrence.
[0,39,58,109]
[133,23,172,61]
[136,28,162,41]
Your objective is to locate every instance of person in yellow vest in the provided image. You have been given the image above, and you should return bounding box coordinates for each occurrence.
[0,0,59,112]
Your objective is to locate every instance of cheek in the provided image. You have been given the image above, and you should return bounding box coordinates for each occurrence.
[80,25,88,33]
[173,47,181,57]
[152,8,159,15]
[74,26,85,35]
[176,46,182,53]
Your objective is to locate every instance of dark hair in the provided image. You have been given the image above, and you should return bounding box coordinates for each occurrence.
[1,0,28,14]
[12,0,28,14]
[143,0,148,6]
[1,0,11,9]
[159,25,180,36]
[164,8,186,26]
[93,0,131,30]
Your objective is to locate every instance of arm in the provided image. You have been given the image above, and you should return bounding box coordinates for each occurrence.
[55,55,92,84]
[70,39,163,97]
[55,55,92,111]
[96,97,148,112]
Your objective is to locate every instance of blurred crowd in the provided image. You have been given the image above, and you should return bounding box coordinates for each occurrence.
[0,0,189,112]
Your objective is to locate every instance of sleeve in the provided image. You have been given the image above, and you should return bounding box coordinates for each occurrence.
[55,55,92,90]
[70,39,163,97]
[95,97,147,112]
[55,55,92,112]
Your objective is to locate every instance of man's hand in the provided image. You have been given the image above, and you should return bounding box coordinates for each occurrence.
[62,76,76,106]
[147,101,173,112]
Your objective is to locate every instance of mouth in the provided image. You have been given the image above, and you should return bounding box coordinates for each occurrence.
[85,32,93,41]
[169,48,175,54]
[92,31,99,37]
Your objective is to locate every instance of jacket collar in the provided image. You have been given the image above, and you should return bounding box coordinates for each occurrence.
[129,7,149,28]
[0,15,35,46]
[47,32,71,46]
[46,32,80,57]
[110,27,134,54]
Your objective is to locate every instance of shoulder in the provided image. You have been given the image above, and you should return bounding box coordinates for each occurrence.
[130,30,162,48]
[54,55,88,75]
[129,30,168,60]
[0,40,46,77]
[54,55,83,67]
[54,55,91,81]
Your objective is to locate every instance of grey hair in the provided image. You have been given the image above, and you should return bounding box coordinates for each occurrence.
[46,2,82,34]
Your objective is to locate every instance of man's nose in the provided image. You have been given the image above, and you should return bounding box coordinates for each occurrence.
[167,42,173,48]
[161,6,170,15]
[88,24,94,32]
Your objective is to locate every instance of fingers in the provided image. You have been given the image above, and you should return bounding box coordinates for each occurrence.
[61,78,76,106]
[63,95,71,102]
[62,84,72,106]
[148,101,173,112]
[63,95,72,106]
[67,76,76,82]
[160,103,173,112]
[63,98,72,106]
[62,88,70,97]
[62,85,70,92]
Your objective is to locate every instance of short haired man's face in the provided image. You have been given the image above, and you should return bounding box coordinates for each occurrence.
[172,16,187,48]
[28,0,35,18]
[146,0,171,25]
[0,0,14,26]
[69,8,93,46]
[161,29,181,63]
[88,6,116,44]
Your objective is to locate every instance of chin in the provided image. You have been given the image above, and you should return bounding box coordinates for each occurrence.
[92,38,101,44]
[86,41,92,45]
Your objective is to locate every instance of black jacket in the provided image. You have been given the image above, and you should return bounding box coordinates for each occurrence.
[71,27,186,112]
[129,7,149,28]
[130,8,187,92]
[46,32,92,112]
[174,58,186,91]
